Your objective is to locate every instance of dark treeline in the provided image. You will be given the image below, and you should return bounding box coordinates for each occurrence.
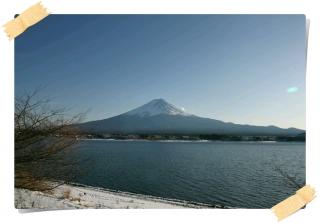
[77,132,305,142]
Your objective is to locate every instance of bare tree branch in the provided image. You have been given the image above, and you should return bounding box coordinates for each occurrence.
[15,91,87,191]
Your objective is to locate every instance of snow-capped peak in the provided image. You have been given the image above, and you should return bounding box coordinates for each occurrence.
[124,99,191,117]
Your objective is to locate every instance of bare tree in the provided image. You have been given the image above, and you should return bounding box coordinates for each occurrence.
[15,90,86,191]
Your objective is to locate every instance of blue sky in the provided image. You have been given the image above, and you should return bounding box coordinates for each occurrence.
[15,15,306,129]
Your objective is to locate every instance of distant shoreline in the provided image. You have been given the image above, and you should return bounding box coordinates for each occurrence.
[77,138,305,143]
[78,138,211,143]
[76,132,305,142]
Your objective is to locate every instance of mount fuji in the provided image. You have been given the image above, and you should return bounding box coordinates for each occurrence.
[77,99,304,136]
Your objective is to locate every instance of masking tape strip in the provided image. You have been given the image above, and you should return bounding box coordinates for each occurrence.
[271,185,316,221]
[3,2,49,40]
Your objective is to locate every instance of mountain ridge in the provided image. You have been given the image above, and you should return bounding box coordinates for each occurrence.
[77,99,304,136]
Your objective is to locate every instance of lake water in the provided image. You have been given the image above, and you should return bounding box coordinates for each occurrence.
[54,140,305,208]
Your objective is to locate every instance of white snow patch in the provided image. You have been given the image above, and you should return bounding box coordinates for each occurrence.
[15,183,212,209]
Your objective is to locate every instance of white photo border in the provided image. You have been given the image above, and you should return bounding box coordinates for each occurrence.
[0,0,319,223]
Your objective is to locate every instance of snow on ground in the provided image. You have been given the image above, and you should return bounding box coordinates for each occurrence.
[15,183,214,209]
